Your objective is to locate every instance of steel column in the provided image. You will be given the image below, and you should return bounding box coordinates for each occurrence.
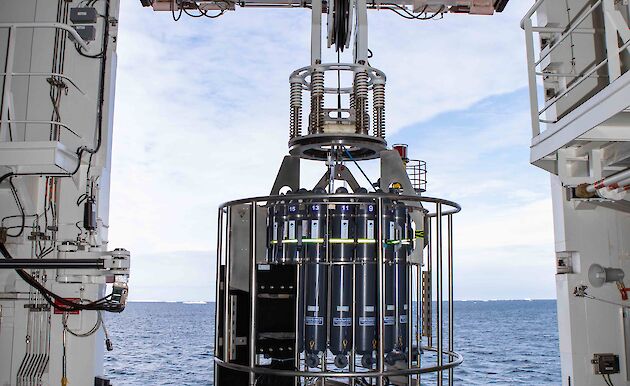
[436,203,443,386]
[223,206,232,361]
[214,208,224,386]
[447,214,454,386]
[249,202,258,386]
[523,19,540,137]
[377,197,385,386]
[311,0,322,65]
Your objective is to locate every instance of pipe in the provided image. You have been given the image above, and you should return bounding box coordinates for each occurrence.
[586,168,630,193]
[0,259,104,269]
[0,23,91,51]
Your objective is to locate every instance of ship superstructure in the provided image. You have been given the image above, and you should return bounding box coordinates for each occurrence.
[0,1,128,385]
[523,1,630,385]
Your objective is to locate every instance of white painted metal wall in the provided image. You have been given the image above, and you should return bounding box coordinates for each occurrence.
[552,176,630,386]
[0,1,124,385]
[524,1,630,385]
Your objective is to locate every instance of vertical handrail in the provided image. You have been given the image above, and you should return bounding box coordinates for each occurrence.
[524,18,541,137]
[603,0,622,80]
[415,263,422,385]
[0,26,16,138]
[447,214,454,386]
[214,208,224,386]
[422,218,432,386]
[436,203,443,386]
[294,254,302,386]
[249,202,258,386]
[426,218,432,349]
[406,256,413,385]
[223,206,232,362]
[350,238,357,386]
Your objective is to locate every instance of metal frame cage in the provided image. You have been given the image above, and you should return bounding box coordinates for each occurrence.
[213,192,461,386]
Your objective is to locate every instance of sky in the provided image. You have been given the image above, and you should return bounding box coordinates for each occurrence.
[107,1,556,302]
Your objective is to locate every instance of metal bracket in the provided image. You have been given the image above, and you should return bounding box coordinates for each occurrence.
[379,150,415,195]
[270,156,300,195]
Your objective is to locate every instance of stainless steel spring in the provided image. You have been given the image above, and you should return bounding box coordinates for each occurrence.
[354,71,369,135]
[290,81,303,139]
[310,70,325,134]
[373,80,386,139]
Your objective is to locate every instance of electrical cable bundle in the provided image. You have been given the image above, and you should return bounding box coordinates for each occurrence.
[384,4,445,20]
[0,242,125,313]
[171,0,228,20]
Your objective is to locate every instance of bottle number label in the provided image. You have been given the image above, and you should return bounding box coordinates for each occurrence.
[359,317,375,327]
[305,316,324,326]
[333,317,352,327]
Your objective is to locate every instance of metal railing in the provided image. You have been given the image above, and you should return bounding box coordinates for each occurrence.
[406,159,427,193]
[214,192,461,386]
[0,23,93,143]
[521,0,630,138]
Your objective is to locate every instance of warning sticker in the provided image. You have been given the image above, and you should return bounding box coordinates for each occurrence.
[400,315,408,324]
[384,316,395,326]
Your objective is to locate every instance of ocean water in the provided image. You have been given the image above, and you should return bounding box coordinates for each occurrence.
[104,300,560,385]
